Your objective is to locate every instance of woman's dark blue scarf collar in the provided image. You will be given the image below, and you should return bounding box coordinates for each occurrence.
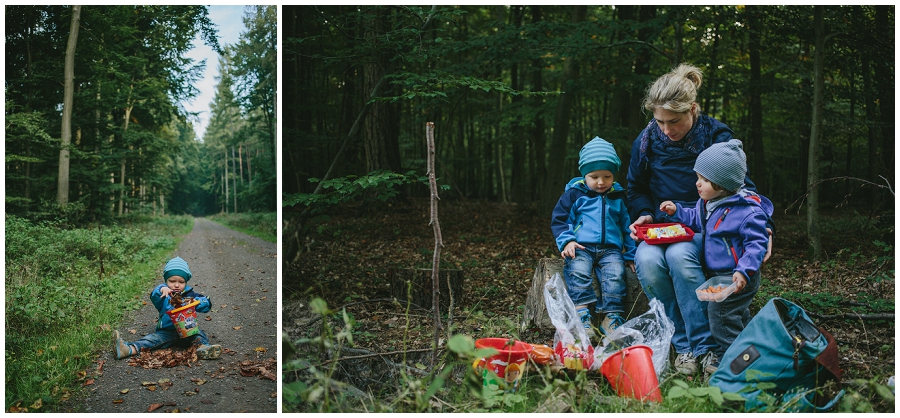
[638,113,715,163]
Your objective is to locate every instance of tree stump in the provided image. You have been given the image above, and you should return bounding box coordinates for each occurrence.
[389,268,463,312]
[521,258,650,334]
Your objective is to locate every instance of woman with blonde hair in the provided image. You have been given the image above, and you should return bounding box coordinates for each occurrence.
[626,64,771,377]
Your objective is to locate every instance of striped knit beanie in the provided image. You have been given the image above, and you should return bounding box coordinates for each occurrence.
[694,139,747,192]
[163,256,192,282]
[578,136,621,176]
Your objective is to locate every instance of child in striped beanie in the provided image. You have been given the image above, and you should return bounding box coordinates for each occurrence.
[114,256,222,360]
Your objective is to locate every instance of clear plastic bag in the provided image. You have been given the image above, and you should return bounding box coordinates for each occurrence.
[544,272,593,369]
[592,298,674,378]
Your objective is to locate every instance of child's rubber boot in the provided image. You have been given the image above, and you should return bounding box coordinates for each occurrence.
[197,344,222,360]
[114,330,135,359]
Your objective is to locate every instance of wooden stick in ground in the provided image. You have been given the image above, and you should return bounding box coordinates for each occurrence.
[426,121,444,367]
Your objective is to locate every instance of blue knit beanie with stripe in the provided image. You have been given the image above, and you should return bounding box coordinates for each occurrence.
[578,136,621,176]
[694,139,747,192]
[163,256,192,282]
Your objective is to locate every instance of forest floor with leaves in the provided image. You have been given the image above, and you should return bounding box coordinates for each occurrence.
[284,197,895,410]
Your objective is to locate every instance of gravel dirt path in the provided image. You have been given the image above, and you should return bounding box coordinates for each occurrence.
[73,218,277,413]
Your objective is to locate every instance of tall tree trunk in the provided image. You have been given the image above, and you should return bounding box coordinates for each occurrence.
[540,5,586,211]
[807,6,824,260]
[874,6,894,183]
[509,5,526,203]
[862,37,878,208]
[233,145,238,213]
[363,8,401,173]
[747,6,767,192]
[57,5,81,206]
[222,148,228,213]
[530,5,546,200]
[611,5,635,128]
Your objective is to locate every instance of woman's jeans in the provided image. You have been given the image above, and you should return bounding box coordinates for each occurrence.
[634,234,715,357]
[707,270,761,358]
[563,245,626,314]
[130,327,210,352]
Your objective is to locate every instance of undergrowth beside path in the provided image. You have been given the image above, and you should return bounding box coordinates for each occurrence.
[5,215,193,412]
[207,212,276,243]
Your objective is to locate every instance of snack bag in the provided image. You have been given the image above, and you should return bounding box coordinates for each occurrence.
[544,273,594,370]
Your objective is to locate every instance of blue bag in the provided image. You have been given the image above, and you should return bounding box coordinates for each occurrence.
[708,297,844,412]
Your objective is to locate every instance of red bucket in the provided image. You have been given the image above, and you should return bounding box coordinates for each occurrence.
[166,299,200,338]
[600,345,662,402]
[474,338,532,389]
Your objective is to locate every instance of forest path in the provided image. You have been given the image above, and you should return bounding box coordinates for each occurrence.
[76,218,277,413]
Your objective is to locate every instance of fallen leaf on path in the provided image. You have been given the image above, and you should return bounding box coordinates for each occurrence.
[83,378,94,387]
[147,403,163,412]
[120,389,129,394]
[76,370,87,379]
[100,324,111,331]
[233,326,242,330]
[141,381,156,386]
[182,391,196,397]
[129,329,137,334]
[96,360,106,373]
[30,399,42,409]
[233,386,245,391]
[205,316,212,321]
[254,347,267,353]
[112,399,123,404]
[146,386,157,392]
[201,400,214,404]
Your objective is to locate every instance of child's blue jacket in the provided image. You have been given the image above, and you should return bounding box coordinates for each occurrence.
[551,177,636,261]
[150,283,212,331]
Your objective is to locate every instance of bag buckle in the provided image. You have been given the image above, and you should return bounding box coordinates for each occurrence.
[792,334,805,370]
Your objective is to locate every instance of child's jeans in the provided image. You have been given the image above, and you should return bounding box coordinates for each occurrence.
[562,244,626,314]
[130,327,210,352]
[707,270,761,358]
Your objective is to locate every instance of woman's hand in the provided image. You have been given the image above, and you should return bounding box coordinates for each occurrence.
[561,241,585,259]
[629,215,654,241]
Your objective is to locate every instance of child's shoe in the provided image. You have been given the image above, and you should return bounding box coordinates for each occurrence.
[599,312,625,337]
[197,344,222,360]
[576,307,595,338]
[114,330,135,359]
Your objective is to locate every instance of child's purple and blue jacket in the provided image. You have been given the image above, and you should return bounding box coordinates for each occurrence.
[671,190,773,279]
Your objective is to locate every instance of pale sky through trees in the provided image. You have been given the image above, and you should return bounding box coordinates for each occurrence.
[184,4,246,141]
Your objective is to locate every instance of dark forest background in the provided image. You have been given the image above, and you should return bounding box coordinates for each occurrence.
[284,5,893,236]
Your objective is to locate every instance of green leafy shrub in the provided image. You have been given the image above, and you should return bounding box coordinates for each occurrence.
[4,215,192,410]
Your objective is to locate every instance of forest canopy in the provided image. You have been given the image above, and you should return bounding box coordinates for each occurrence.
[5,5,277,222]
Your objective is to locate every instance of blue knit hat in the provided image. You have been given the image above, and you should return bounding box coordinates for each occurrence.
[578,136,621,176]
[163,256,192,282]
[694,139,747,192]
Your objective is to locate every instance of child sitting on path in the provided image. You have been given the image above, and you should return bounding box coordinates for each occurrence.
[659,139,773,377]
[551,137,637,338]
[114,256,222,360]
